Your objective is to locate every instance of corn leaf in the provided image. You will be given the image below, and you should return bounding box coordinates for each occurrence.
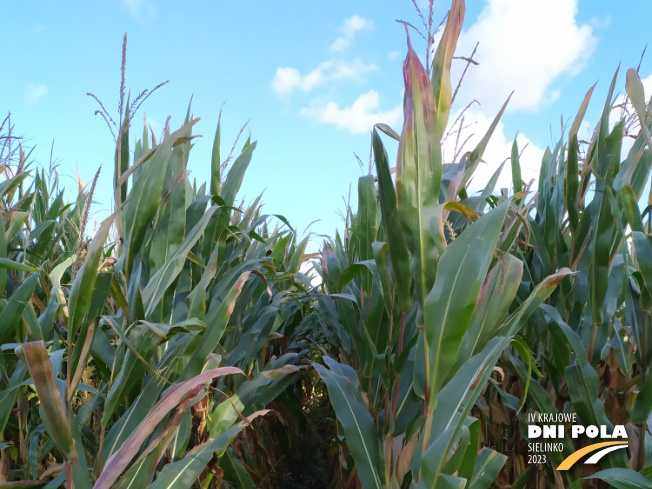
[431,0,464,136]
[142,205,218,317]
[147,411,268,489]
[396,35,440,308]
[425,200,508,404]
[122,119,198,278]
[19,341,76,462]
[0,274,40,344]
[314,356,382,489]
[67,212,115,340]
[94,366,244,489]
[585,468,652,489]
[372,129,411,312]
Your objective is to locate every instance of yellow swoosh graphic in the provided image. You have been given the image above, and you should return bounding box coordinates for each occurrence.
[557,441,628,470]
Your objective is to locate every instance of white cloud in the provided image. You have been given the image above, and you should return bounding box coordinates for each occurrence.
[329,15,374,52]
[24,83,48,106]
[272,14,390,133]
[340,15,374,38]
[448,72,652,195]
[272,59,377,96]
[300,90,402,135]
[388,50,402,62]
[443,106,545,193]
[453,0,596,112]
[123,0,155,21]
[329,37,352,53]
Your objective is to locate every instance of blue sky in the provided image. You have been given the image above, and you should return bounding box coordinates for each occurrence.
[1,0,651,249]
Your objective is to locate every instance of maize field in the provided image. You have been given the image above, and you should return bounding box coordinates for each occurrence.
[1,0,651,487]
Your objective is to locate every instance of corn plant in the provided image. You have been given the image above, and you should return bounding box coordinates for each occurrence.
[0,76,316,487]
[473,67,652,488]
[312,1,571,487]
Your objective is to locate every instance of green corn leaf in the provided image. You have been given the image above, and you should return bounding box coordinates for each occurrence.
[149,139,189,275]
[226,306,277,367]
[102,318,168,424]
[0,257,39,273]
[287,235,310,274]
[467,449,507,489]
[37,255,75,339]
[632,231,652,296]
[425,200,508,405]
[220,142,256,208]
[142,205,218,318]
[186,244,218,320]
[620,184,645,233]
[569,83,595,141]
[29,220,56,260]
[566,133,580,236]
[337,262,368,289]
[115,106,130,226]
[421,339,507,488]
[371,242,393,313]
[0,212,6,296]
[632,369,652,423]
[442,424,471,476]
[456,419,481,486]
[461,162,505,214]
[0,172,30,200]
[590,123,623,325]
[372,128,411,312]
[566,84,594,236]
[122,119,199,278]
[210,110,222,201]
[314,356,382,489]
[355,174,378,293]
[455,253,523,367]
[69,272,112,395]
[6,211,29,241]
[67,211,115,340]
[320,242,342,289]
[0,363,28,433]
[21,301,42,342]
[168,410,192,462]
[208,364,299,437]
[181,271,250,380]
[147,411,268,489]
[221,448,257,489]
[585,468,652,489]
[542,305,627,468]
[0,273,39,344]
[597,68,619,151]
[69,413,92,489]
[421,269,571,487]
